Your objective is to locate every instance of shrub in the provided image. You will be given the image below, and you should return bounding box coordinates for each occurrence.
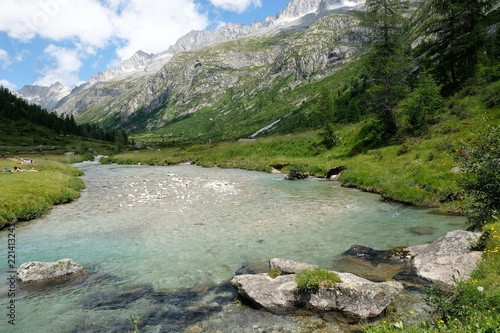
[459,125,500,230]
[295,268,341,292]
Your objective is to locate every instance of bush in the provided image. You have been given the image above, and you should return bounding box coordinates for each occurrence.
[295,268,341,292]
[459,125,500,230]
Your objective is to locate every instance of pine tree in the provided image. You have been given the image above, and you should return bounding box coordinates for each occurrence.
[364,0,410,140]
[423,0,495,91]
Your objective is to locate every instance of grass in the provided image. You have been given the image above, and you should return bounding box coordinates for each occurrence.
[0,157,87,228]
[296,268,342,291]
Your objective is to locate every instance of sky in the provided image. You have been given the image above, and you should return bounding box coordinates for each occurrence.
[0,0,290,91]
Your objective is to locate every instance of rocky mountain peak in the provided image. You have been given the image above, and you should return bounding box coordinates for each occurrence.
[274,0,364,22]
[88,50,155,84]
[16,81,71,111]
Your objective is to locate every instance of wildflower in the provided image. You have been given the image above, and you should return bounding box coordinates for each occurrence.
[477,286,484,292]
[409,310,414,315]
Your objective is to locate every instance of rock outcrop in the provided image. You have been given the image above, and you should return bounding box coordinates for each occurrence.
[16,258,85,283]
[407,230,482,286]
[231,258,404,320]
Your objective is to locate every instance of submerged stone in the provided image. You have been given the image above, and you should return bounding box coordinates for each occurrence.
[409,226,435,235]
[79,284,154,310]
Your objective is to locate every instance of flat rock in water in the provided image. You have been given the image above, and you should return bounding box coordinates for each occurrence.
[407,230,482,286]
[17,258,85,283]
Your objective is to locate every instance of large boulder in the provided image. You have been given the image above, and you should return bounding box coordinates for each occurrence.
[231,261,404,320]
[231,274,298,312]
[407,230,482,286]
[17,258,85,283]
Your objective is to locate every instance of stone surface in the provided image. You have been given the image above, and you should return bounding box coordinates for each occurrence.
[333,279,404,319]
[269,258,319,274]
[231,263,404,319]
[407,230,482,286]
[17,258,85,283]
[231,274,298,312]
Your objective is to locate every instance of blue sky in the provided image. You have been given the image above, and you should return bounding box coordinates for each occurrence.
[0,0,290,91]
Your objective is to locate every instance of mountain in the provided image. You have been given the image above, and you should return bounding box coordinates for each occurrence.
[87,0,365,85]
[52,0,366,139]
[16,82,71,111]
[88,50,156,84]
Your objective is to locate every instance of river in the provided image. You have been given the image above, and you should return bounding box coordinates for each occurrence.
[0,163,465,332]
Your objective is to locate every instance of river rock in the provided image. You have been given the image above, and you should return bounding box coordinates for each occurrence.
[326,166,346,180]
[334,245,412,282]
[331,275,404,319]
[231,262,404,320]
[407,230,482,286]
[80,284,154,309]
[269,258,319,274]
[17,258,85,283]
[231,274,298,312]
[284,170,308,180]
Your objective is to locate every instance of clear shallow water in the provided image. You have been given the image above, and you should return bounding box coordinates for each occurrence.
[0,163,465,332]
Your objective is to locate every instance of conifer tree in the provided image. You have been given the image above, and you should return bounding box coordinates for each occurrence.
[423,0,495,91]
[364,0,410,140]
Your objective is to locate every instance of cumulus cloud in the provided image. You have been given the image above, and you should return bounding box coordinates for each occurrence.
[0,0,209,58]
[34,44,85,87]
[209,0,262,13]
[0,79,17,91]
[113,0,209,61]
[0,0,114,46]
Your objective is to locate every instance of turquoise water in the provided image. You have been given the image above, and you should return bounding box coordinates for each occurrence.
[0,163,465,332]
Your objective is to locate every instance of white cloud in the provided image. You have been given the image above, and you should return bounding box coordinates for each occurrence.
[0,49,11,68]
[0,1,113,46]
[209,0,262,13]
[113,0,209,60]
[0,0,211,85]
[0,79,17,91]
[34,44,85,87]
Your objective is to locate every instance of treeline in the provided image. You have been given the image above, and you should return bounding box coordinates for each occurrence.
[320,0,500,150]
[0,86,126,143]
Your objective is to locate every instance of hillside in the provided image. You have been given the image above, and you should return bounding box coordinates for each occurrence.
[0,87,118,156]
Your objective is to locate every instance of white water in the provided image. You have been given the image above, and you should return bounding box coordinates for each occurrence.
[0,163,465,332]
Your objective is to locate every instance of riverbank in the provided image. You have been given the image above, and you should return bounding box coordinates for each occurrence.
[0,155,87,229]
